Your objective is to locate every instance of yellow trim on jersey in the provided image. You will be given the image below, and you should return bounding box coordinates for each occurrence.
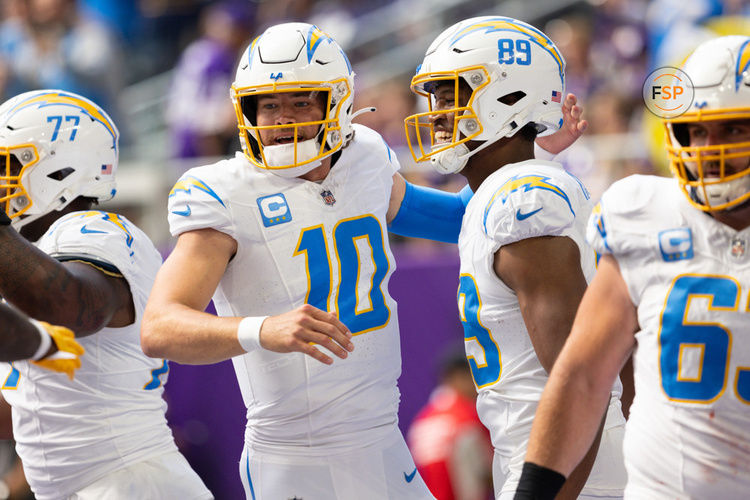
[734,366,750,405]
[676,343,705,382]
[62,259,123,278]
[352,234,375,315]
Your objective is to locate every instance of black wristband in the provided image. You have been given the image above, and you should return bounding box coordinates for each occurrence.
[513,462,566,500]
[0,211,10,226]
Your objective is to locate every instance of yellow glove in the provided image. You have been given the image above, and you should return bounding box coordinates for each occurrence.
[31,321,85,380]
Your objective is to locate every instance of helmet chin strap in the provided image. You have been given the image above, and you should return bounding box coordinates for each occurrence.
[430,120,517,175]
[9,194,66,231]
[261,139,322,178]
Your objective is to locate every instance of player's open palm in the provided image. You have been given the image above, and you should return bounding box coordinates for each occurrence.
[259,304,354,364]
[535,93,588,155]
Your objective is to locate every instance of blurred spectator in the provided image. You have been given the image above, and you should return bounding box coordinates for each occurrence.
[355,77,414,149]
[407,349,493,500]
[0,0,123,117]
[165,1,253,158]
[0,396,32,500]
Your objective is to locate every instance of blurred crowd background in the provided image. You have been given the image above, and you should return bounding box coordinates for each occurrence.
[0,0,748,498]
[1,0,748,248]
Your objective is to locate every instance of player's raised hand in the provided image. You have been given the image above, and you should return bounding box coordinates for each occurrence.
[259,304,354,365]
[535,93,588,155]
[31,322,85,380]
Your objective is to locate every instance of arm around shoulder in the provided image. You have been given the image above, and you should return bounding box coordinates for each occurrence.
[0,226,132,336]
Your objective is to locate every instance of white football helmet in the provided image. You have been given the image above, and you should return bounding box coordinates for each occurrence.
[404,16,566,174]
[0,90,119,229]
[664,36,750,211]
[231,23,356,178]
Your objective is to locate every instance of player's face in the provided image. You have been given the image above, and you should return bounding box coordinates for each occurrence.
[255,91,327,147]
[429,80,472,144]
[685,119,750,176]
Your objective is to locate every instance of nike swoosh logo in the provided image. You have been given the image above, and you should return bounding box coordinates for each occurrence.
[516,207,543,221]
[404,467,417,483]
[80,225,106,234]
[172,205,191,217]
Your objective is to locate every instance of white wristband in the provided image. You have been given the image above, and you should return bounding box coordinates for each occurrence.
[237,316,268,353]
[534,142,557,161]
[28,319,52,361]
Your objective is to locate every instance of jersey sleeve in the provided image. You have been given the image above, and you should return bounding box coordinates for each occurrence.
[586,175,657,258]
[167,172,234,238]
[352,124,401,176]
[37,211,163,308]
[585,175,668,306]
[482,174,578,249]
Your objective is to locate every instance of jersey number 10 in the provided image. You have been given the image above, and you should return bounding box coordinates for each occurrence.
[294,215,390,335]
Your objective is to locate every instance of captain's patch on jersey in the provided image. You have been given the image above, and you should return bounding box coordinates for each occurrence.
[658,227,693,262]
[257,193,292,227]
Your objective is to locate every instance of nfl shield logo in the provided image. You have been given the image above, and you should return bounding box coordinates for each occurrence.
[731,237,746,258]
[320,189,336,206]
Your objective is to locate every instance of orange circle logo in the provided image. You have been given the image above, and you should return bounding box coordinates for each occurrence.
[642,66,694,118]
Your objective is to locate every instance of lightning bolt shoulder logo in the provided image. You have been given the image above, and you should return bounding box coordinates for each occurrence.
[483,175,572,234]
[169,176,225,207]
[79,211,134,246]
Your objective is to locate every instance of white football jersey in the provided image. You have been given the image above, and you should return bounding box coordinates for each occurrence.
[589,175,750,499]
[458,160,624,495]
[168,125,402,455]
[0,211,180,500]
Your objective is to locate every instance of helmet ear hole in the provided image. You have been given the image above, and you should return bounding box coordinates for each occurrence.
[498,91,526,106]
[47,167,75,181]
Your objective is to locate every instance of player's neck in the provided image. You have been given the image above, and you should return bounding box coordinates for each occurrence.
[709,202,750,231]
[299,157,333,182]
[19,198,94,242]
[462,138,534,192]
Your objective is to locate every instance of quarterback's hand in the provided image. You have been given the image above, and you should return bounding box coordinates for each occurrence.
[259,304,354,365]
[31,322,84,380]
[535,93,588,156]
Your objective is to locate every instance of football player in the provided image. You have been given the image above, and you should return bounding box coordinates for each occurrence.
[404,16,627,499]
[141,22,585,499]
[517,35,750,499]
[0,90,211,500]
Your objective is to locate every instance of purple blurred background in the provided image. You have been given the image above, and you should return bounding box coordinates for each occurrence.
[163,248,464,499]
